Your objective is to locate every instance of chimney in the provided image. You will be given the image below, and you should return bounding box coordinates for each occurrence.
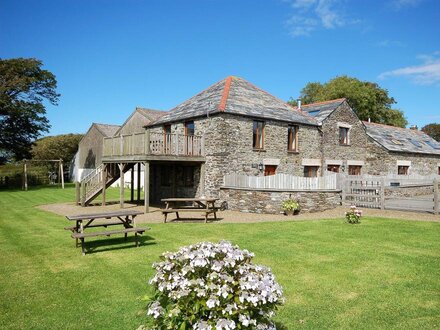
[368,117,371,123]
[410,124,418,130]
[297,99,301,110]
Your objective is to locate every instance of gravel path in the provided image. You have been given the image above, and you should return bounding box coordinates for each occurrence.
[37,202,440,223]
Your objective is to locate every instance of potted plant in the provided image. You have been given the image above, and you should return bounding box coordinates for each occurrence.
[281,199,300,215]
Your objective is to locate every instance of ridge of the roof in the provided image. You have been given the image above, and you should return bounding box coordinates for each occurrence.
[92,123,120,137]
[218,76,233,111]
[148,76,318,126]
[298,98,346,110]
[363,121,424,133]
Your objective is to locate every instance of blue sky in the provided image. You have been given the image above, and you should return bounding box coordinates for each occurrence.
[1,0,439,136]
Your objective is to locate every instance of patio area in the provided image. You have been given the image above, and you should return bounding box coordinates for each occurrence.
[38,201,440,223]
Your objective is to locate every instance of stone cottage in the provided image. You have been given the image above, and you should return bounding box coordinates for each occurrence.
[78,76,440,212]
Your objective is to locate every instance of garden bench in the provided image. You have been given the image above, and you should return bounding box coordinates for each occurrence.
[72,227,148,255]
[65,209,145,255]
[161,198,219,223]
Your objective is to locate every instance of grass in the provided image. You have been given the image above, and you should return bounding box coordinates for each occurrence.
[0,185,439,329]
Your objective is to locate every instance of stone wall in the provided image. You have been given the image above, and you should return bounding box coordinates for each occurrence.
[220,187,341,214]
[321,102,369,173]
[149,113,322,198]
[384,184,434,198]
[366,140,440,175]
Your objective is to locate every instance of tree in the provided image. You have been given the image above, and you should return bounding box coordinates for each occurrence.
[31,134,83,164]
[290,76,408,128]
[421,123,440,141]
[0,58,60,160]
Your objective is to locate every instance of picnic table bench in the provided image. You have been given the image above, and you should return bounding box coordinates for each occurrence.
[161,198,219,223]
[65,209,148,255]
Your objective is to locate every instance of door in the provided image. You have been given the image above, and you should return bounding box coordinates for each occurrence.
[264,165,277,176]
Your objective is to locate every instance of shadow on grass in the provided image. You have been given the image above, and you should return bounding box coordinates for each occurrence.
[274,321,288,330]
[167,217,224,223]
[82,235,156,255]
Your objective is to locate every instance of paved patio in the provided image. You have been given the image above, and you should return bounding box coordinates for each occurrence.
[38,202,440,223]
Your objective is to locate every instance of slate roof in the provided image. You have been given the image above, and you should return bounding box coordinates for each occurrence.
[94,123,120,137]
[299,98,346,123]
[148,76,318,127]
[364,121,440,155]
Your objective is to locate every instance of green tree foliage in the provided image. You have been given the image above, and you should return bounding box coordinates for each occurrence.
[0,58,60,160]
[290,76,408,128]
[421,123,440,141]
[31,134,83,164]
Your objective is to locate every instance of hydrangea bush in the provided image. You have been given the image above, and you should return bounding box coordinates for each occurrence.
[345,205,363,224]
[146,241,284,329]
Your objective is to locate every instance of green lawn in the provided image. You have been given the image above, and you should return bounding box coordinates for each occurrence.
[0,186,439,329]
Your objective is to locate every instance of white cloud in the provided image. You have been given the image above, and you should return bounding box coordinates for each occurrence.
[379,52,440,85]
[285,0,359,37]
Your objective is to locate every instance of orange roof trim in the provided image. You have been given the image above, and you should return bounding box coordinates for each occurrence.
[218,76,233,111]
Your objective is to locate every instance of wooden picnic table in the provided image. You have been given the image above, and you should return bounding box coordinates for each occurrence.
[65,209,147,255]
[161,197,219,223]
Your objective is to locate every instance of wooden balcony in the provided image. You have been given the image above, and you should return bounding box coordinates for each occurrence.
[102,132,205,162]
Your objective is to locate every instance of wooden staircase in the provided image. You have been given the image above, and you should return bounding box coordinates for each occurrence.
[78,163,134,206]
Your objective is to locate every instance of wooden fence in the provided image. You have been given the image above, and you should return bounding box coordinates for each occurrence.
[223,173,339,190]
[342,175,439,214]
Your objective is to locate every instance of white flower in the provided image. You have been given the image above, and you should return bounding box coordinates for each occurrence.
[147,301,163,319]
[216,318,236,330]
[206,296,220,309]
[194,320,212,330]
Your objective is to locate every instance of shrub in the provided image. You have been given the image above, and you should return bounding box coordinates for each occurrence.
[345,205,362,224]
[146,241,284,329]
[281,199,300,214]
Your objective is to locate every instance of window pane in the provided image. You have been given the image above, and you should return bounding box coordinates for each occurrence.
[339,127,348,145]
[398,166,409,175]
[327,165,340,173]
[348,165,361,175]
[253,121,264,149]
[304,166,319,177]
[288,126,298,151]
[185,121,195,135]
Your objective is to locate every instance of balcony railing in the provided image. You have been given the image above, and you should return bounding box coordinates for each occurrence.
[103,132,205,157]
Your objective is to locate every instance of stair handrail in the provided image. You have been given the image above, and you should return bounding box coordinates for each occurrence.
[82,164,104,183]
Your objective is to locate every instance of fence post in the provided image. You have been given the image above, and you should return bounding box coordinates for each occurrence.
[80,182,86,207]
[75,181,80,205]
[145,131,151,154]
[434,178,439,215]
[341,175,346,206]
[22,160,28,191]
[380,177,385,210]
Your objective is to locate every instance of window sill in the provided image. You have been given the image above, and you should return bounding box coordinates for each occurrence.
[339,143,351,146]
[287,150,299,154]
[253,148,266,152]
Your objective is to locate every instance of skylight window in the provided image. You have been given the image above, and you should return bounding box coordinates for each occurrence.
[390,138,403,145]
[408,139,422,148]
[308,110,320,116]
[425,140,440,149]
